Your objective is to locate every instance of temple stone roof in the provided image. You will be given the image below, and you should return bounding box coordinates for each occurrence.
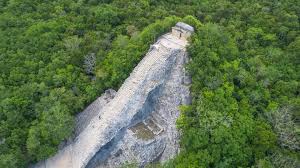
[175,22,194,32]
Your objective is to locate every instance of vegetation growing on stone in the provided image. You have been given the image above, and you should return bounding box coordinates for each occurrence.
[0,0,299,167]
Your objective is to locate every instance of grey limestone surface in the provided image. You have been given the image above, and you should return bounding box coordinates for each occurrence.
[34,23,193,168]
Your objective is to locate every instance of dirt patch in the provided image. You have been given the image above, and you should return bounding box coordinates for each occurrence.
[144,119,163,135]
[130,122,155,140]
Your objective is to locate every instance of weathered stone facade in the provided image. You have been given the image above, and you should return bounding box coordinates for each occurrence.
[34,23,193,168]
[172,22,194,40]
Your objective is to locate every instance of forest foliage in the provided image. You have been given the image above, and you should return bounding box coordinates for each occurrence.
[0,0,299,168]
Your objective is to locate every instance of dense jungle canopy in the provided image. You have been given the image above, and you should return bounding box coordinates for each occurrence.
[0,0,299,167]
